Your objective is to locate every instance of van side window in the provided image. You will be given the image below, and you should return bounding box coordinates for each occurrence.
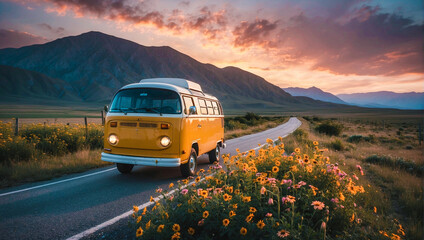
[212,101,219,115]
[218,102,223,115]
[183,96,195,115]
[206,100,214,115]
[199,99,208,115]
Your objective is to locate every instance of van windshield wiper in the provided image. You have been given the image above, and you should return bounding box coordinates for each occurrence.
[118,107,135,114]
[135,107,162,115]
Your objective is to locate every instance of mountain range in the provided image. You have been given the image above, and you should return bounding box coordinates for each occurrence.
[283,86,423,110]
[0,31,346,111]
[337,92,424,110]
[283,87,346,105]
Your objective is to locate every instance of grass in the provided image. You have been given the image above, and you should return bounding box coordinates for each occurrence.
[286,116,423,240]
[0,149,112,188]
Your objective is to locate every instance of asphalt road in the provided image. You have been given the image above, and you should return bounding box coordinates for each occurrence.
[0,117,301,240]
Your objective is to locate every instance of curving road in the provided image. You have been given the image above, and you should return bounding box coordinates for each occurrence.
[0,117,301,240]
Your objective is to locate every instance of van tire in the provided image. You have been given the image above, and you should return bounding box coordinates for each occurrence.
[208,144,220,163]
[117,163,134,174]
[180,148,197,177]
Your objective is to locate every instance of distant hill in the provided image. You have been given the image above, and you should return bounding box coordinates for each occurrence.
[283,87,346,104]
[337,91,424,110]
[0,31,342,111]
[0,65,82,104]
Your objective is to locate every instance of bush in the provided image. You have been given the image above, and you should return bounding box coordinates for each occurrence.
[365,155,423,176]
[315,121,343,136]
[131,141,398,239]
[329,139,344,151]
[0,122,104,163]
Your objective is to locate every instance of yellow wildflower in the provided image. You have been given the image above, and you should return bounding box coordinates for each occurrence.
[133,205,139,213]
[157,224,164,233]
[272,166,279,173]
[171,232,181,240]
[229,210,236,218]
[257,220,266,229]
[245,213,254,223]
[203,211,209,218]
[146,220,151,230]
[188,227,195,235]
[136,227,143,237]
[136,216,142,224]
[223,218,230,227]
[169,183,174,188]
[172,223,181,232]
[240,227,247,236]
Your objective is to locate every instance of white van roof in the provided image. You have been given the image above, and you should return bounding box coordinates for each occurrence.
[140,78,203,93]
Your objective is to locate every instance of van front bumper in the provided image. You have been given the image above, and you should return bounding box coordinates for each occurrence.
[101,152,181,167]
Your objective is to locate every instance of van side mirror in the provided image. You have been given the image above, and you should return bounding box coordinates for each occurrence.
[189,106,197,115]
[104,105,109,112]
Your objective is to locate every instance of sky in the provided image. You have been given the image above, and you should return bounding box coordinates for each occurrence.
[0,0,423,94]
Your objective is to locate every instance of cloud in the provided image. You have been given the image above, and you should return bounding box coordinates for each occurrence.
[0,29,48,48]
[232,4,423,76]
[38,23,65,35]
[30,0,229,41]
[232,19,278,49]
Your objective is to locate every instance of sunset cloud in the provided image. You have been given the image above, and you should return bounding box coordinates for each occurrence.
[2,0,423,93]
[0,29,47,48]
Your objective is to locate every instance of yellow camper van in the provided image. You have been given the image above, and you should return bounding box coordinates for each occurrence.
[101,78,225,177]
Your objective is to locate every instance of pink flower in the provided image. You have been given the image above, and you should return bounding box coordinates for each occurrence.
[266,213,272,217]
[282,195,296,204]
[181,189,188,195]
[311,201,325,210]
[352,174,359,180]
[298,181,306,186]
[331,198,339,203]
[281,179,292,186]
[198,219,204,226]
[156,188,163,193]
[268,198,274,205]
[169,194,174,201]
[260,186,266,195]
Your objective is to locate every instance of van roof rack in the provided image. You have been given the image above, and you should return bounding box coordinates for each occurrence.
[140,78,203,93]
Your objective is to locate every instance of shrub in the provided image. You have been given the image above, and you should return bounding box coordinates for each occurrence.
[347,135,363,143]
[130,141,395,239]
[315,121,343,136]
[365,155,423,176]
[329,139,344,151]
[0,122,104,163]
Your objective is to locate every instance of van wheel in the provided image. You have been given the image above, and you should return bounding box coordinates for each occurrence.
[180,148,197,177]
[208,144,220,163]
[117,163,134,174]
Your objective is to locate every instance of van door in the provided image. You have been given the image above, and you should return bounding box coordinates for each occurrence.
[182,96,201,158]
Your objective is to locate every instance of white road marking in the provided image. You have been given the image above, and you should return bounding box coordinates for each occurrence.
[66,177,207,240]
[66,118,302,240]
[0,167,116,197]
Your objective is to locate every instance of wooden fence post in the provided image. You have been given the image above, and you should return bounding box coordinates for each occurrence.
[84,116,88,141]
[14,118,19,136]
[101,111,105,126]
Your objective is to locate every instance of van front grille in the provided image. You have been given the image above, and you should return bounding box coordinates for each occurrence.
[139,123,158,128]
[120,122,137,127]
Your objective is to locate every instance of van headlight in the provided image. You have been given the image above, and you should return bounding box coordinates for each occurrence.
[160,136,171,147]
[108,134,118,145]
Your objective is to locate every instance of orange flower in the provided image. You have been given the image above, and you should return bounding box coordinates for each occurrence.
[223,218,230,227]
[229,210,236,218]
[157,224,164,233]
[173,223,181,232]
[311,201,325,210]
[240,227,247,236]
[249,207,257,213]
[257,220,265,229]
[245,213,254,223]
[188,227,195,235]
[136,227,143,237]
[272,166,279,173]
[223,193,232,201]
[203,211,209,218]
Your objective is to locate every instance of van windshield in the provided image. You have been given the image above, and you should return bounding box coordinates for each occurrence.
[110,88,182,114]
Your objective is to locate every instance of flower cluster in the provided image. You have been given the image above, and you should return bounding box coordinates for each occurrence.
[132,138,402,239]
